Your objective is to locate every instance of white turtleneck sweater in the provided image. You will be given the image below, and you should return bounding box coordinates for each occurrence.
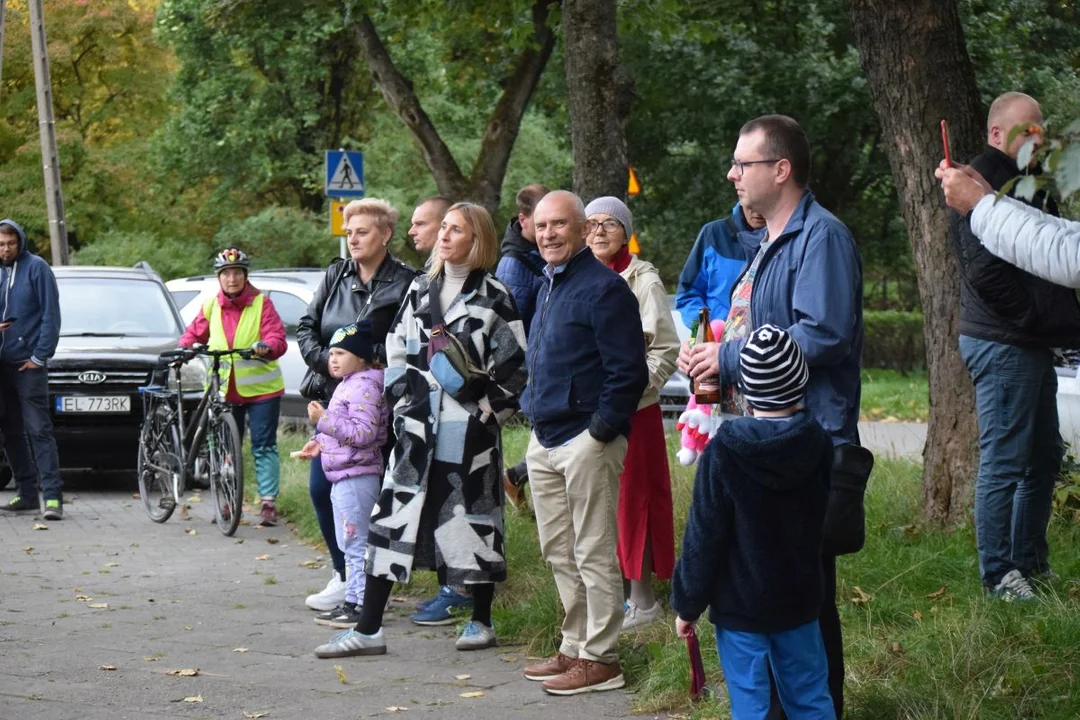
[439,261,470,312]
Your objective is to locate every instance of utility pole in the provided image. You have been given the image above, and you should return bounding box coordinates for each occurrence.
[28,0,68,265]
[0,1,7,104]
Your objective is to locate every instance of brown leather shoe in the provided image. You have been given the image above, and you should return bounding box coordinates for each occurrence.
[503,471,528,510]
[523,651,576,681]
[542,659,625,696]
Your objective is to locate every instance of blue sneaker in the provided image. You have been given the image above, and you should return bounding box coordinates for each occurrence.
[410,586,472,626]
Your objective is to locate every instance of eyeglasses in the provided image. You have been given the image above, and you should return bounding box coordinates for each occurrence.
[586,219,623,234]
[730,158,781,179]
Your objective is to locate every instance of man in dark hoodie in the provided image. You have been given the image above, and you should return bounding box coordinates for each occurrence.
[495,183,548,509]
[949,92,1080,601]
[0,219,63,520]
[672,324,834,719]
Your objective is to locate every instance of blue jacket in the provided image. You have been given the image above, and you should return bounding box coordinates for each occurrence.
[718,193,863,444]
[521,248,648,448]
[0,220,60,365]
[675,204,753,328]
[670,410,831,633]
[494,218,545,337]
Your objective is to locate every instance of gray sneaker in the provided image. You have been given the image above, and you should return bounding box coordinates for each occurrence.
[455,620,496,651]
[992,569,1036,602]
[42,498,63,521]
[314,628,386,658]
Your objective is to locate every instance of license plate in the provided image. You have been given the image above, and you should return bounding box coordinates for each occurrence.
[54,396,131,413]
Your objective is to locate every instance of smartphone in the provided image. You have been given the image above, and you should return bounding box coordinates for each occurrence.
[941,119,952,168]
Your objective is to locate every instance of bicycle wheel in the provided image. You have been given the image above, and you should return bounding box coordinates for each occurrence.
[137,403,182,523]
[207,410,244,536]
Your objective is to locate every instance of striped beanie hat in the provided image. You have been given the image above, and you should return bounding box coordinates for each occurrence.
[739,324,809,411]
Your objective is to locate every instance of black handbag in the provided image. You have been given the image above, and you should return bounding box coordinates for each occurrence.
[823,442,874,556]
[299,367,328,402]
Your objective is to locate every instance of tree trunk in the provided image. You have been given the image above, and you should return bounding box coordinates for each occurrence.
[563,0,633,202]
[847,0,983,526]
[354,3,556,214]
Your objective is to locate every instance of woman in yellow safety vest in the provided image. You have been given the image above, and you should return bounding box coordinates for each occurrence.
[179,248,288,526]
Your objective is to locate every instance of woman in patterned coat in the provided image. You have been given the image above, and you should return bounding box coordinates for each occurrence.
[315,201,527,660]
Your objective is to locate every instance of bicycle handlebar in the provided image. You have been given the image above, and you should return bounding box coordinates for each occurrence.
[157,346,256,366]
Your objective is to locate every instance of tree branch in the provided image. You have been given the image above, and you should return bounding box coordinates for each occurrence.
[353,13,467,198]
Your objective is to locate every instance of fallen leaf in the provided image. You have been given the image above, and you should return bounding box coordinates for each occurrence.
[23,546,33,553]
[243,713,268,719]
[185,528,197,535]
[850,586,873,605]
[144,657,158,662]
[189,495,202,503]
[75,595,92,602]
[255,554,271,561]
[266,537,280,545]
[392,596,410,603]
[183,626,193,631]
[334,665,347,684]
[912,610,923,622]
[183,695,203,703]
[233,648,249,653]
[889,642,903,654]
[454,674,471,680]
[33,523,48,531]
[499,655,518,663]
[300,559,324,569]
[925,585,948,600]
[459,691,484,699]
[99,664,117,671]
[167,668,200,677]
[104,562,119,568]
[385,708,408,713]
[179,505,191,520]
[132,492,141,500]
[88,603,109,609]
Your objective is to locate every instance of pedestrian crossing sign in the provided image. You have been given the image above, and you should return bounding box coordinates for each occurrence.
[325,150,365,197]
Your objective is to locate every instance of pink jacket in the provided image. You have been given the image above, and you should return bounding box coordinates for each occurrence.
[317,368,388,482]
[179,283,288,404]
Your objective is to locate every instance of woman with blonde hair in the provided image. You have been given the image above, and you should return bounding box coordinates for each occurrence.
[314,201,527,658]
[297,198,418,616]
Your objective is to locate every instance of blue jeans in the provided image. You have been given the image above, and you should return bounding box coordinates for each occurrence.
[959,335,1061,588]
[330,474,380,605]
[1,363,61,500]
[310,448,347,579]
[715,621,835,720]
[231,396,281,499]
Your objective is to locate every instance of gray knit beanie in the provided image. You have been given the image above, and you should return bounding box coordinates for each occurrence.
[584,196,633,239]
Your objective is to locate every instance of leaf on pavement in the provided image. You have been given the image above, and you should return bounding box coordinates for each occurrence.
[144,657,158,662]
[300,559,324,569]
[243,713,269,719]
[334,665,347,684]
[266,537,279,544]
[183,695,203,703]
[132,493,141,500]
[88,603,109,609]
[75,595,92,602]
[255,554,271,561]
[499,655,518,663]
[925,585,948,600]
[167,668,200,677]
[454,674,471,680]
[188,495,202,503]
[850,586,872,605]
[23,546,34,553]
[233,648,249,653]
[105,562,120,568]
[385,707,408,713]
[99,665,117,671]
[459,691,484,698]
[184,528,197,535]
[33,523,48,531]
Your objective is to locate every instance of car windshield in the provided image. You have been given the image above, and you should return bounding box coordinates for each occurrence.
[59,278,182,337]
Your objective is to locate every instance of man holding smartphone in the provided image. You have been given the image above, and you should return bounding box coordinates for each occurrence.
[0,219,63,520]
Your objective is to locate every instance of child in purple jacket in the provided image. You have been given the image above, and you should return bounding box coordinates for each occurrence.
[297,320,388,630]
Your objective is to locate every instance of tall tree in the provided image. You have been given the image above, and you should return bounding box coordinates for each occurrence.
[563,0,631,201]
[847,0,983,525]
[352,0,557,212]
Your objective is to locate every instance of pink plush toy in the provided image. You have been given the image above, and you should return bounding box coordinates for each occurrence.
[675,318,726,466]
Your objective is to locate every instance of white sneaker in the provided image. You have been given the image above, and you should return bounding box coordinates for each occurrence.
[306,572,348,611]
[621,600,663,632]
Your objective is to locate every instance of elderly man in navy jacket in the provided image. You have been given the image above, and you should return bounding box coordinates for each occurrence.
[680,115,863,719]
[520,190,648,697]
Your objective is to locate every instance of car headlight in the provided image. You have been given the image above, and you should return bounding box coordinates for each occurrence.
[179,357,209,394]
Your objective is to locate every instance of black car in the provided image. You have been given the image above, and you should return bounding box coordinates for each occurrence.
[0,263,202,489]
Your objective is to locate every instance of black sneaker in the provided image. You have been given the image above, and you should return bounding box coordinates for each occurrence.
[314,603,353,627]
[326,605,363,630]
[1,495,38,513]
[42,498,63,521]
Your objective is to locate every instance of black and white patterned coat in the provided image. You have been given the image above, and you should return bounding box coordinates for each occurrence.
[365,269,527,585]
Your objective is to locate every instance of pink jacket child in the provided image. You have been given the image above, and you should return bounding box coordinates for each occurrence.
[316,368,389,482]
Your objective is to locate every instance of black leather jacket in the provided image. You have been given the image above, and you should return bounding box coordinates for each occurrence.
[297,253,418,399]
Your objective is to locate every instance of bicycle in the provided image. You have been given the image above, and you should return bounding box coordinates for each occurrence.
[136,346,254,536]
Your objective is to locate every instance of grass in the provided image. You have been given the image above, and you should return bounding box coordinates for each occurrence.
[860,369,929,422]
[254,424,1080,718]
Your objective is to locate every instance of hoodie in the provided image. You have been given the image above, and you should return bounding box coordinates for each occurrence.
[671,409,832,633]
[494,217,544,336]
[0,220,61,366]
[316,367,388,482]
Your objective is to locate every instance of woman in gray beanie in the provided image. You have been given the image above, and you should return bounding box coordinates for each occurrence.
[584,196,680,632]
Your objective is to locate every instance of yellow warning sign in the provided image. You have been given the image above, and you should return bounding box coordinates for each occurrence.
[628,232,640,255]
[627,166,641,197]
[330,200,347,236]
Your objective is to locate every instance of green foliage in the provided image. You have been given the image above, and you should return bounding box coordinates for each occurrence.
[73,230,200,280]
[211,206,336,271]
[863,311,926,374]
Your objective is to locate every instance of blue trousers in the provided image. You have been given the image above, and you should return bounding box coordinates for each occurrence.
[310,453,347,579]
[231,396,281,500]
[330,475,380,605]
[959,335,1060,588]
[716,621,835,720]
[1,363,61,500]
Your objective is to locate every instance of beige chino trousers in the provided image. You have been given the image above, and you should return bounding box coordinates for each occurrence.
[527,428,628,663]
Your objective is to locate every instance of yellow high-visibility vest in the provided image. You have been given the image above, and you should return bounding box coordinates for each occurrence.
[203,294,284,397]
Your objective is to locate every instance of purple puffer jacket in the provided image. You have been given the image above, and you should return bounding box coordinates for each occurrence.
[316,368,388,482]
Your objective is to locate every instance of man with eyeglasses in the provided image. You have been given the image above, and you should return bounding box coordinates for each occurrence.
[947,92,1080,605]
[677,114,863,719]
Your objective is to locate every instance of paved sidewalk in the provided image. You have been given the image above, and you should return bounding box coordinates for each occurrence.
[0,490,637,720]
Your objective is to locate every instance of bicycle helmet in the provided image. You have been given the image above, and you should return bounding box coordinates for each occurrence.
[213,247,250,273]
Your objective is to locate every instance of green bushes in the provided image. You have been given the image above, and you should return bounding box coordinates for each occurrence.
[863,310,925,373]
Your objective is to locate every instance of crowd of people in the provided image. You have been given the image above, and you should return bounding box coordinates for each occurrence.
[0,94,1071,717]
